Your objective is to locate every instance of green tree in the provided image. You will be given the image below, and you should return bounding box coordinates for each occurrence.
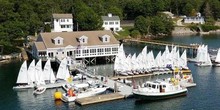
[130,30,140,38]
[182,3,194,16]
[150,14,174,35]
[134,16,150,35]
[77,9,102,31]
[107,6,123,20]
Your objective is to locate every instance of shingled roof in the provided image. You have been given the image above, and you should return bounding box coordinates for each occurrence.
[52,14,73,19]
[35,30,119,50]
[101,16,120,21]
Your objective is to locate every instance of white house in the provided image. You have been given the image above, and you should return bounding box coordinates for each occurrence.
[32,30,120,64]
[52,14,73,32]
[183,12,205,24]
[101,13,122,32]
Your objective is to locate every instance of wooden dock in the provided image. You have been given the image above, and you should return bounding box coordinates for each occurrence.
[74,68,192,105]
[110,69,191,80]
[125,39,199,49]
[75,93,124,105]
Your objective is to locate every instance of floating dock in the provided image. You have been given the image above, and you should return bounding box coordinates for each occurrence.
[75,93,124,105]
[72,68,195,105]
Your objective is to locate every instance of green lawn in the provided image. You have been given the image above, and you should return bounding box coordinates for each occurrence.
[116,26,134,39]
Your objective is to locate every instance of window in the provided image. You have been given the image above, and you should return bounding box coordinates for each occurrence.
[61,25,65,28]
[116,28,119,31]
[152,85,156,89]
[115,22,118,24]
[105,37,108,41]
[56,19,58,22]
[67,19,69,22]
[109,22,114,25]
[61,19,65,22]
[58,40,60,44]
[105,22,108,25]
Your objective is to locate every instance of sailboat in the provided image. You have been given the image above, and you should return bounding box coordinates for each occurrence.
[35,59,45,85]
[179,50,189,70]
[213,48,220,66]
[56,58,70,81]
[27,59,36,84]
[13,61,34,89]
[43,59,56,84]
[195,45,212,66]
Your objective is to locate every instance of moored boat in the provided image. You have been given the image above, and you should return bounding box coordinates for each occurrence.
[13,61,35,89]
[132,80,187,100]
[61,85,108,102]
[33,86,46,95]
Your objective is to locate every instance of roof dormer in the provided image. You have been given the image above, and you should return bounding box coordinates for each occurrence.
[53,36,64,45]
[100,34,110,43]
[78,35,88,44]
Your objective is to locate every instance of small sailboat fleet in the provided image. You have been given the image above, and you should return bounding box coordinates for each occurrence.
[13,58,71,93]
[13,60,35,89]
[114,44,190,76]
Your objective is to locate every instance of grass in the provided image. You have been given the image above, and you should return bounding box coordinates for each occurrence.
[115,26,134,39]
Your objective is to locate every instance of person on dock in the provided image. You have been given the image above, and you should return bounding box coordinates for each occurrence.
[67,88,75,97]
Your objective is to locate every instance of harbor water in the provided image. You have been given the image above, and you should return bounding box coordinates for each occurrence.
[1,34,220,110]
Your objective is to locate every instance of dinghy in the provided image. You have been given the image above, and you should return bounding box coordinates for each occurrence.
[33,86,46,95]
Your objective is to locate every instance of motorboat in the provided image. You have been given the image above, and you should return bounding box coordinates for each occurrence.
[61,84,108,102]
[132,79,187,100]
[62,83,89,92]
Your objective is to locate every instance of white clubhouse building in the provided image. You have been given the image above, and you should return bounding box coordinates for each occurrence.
[102,13,122,32]
[32,30,120,64]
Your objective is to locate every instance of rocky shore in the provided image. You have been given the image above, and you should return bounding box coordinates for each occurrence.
[172,26,220,35]
[172,27,197,35]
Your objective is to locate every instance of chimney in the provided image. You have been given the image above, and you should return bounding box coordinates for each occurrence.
[108,13,112,17]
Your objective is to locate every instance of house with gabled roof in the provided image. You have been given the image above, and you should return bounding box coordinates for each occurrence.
[183,12,205,24]
[52,13,73,32]
[101,13,122,32]
[32,30,120,64]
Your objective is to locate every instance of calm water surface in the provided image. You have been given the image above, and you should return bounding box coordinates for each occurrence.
[1,34,220,110]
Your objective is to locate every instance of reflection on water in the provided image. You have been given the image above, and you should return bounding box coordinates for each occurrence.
[213,67,220,74]
[87,64,114,76]
[195,66,212,76]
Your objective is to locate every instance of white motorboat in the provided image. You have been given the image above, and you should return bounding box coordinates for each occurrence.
[132,79,187,100]
[62,83,89,92]
[33,86,46,95]
[61,85,108,102]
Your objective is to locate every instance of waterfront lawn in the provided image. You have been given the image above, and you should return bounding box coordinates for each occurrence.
[116,26,134,39]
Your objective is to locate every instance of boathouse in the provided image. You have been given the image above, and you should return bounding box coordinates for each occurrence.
[101,13,122,32]
[51,13,73,32]
[32,30,120,64]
